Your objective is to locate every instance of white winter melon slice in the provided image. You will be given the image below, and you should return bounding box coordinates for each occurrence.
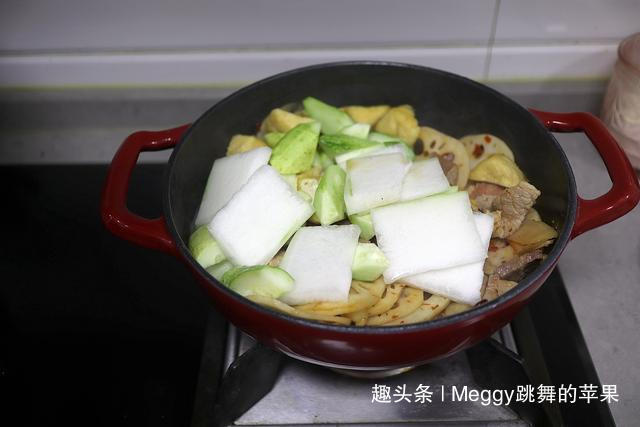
[402,212,494,305]
[335,142,414,170]
[195,146,271,226]
[279,225,361,305]
[344,153,411,215]
[371,191,485,283]
[400,157,450,202]
[208,165,313,266]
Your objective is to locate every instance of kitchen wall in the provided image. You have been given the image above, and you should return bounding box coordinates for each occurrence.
[0,0,638,87]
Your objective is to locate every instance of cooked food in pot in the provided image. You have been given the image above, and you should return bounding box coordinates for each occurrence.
[188,97,558,326]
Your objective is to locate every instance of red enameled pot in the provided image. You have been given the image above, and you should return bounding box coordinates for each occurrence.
[101,62,640,370]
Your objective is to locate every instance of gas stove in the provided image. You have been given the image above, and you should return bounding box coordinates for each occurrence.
[1,164,618,427]
[2,83,633,426]
[192,269,615,427]
[1,156,623,427]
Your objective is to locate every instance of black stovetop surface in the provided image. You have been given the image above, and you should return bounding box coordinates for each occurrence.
[1,164,614,427]
[1,165,226,426]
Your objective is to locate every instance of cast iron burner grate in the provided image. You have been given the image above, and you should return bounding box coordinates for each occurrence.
[191,269,615,427]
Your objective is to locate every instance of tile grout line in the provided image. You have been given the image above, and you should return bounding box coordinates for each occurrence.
[483,0,501,80]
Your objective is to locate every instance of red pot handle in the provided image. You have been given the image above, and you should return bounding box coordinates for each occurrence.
[100,125,190,256]
[529,109,640,239]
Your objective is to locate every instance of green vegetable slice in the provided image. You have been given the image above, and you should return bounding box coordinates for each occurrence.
[313,151,335,170]
[270,122,321,174]
[369,132,415,161]
[348,212,375,241]
[302,96,354,135]
[313,165,346,225]
[264,132,284,147]
[188,226,226,268]
[222,265,295,298]
[368,131,401,143]
[351,242,389,281]
[206,260,234,281]
[339,123,370,139]
[318,134,378,159]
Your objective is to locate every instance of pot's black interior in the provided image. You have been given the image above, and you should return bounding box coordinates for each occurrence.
[167,62,572,302]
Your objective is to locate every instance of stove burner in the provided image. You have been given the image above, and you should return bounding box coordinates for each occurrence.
[192,269,615,427]
[329,365,415,379]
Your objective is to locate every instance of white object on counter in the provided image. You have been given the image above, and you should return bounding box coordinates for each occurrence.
[602,32,640,169]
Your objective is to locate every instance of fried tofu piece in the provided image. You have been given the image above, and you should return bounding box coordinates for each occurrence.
[469,154,525,188]
[226,135,268,155]
[341,105,390,125]
[261,108,314,133]
[374,105,420,145]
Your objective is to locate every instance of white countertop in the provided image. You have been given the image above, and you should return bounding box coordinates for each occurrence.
[554,133,640,423]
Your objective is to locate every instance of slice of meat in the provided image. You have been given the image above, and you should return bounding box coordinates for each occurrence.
[445,165,458,186]
[437,153,455,171]
[484,239,516,274]
[491,181,541,238]
[483,275,517,301]
[437,153,458,186]
[469,182,505,210]
[493,249,544,279]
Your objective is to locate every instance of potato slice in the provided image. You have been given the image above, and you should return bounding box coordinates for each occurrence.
[346,309,369,326]
[261,108,314,133]
[469,154,525,188]
[297,165,323,184]
[367,287,424,325]
[374,105,420,145]
[510,240,554,255]
[247,294,351,325]
[354,277,386,299]
[341,105,390,125]
[417,127,470,188]
[367,283,405,315]
[508,219,558,245]
[226,134,268,156]
[295,283,378,316]
[483,277,517,302]
[298,178,319,202]
[296,168,323,217]
[443,302,472,317]
[386,294,450,325]
[507,219,558,254]
[461,134,515,170]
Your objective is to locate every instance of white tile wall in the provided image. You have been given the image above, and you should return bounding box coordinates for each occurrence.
[0,47,488,87]
[0,0,495,51]
[487,44,618,81]
[0,0,637,87]
[494,0,640,43]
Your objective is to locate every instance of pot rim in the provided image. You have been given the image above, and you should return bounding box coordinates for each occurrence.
[163,60,578,335]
